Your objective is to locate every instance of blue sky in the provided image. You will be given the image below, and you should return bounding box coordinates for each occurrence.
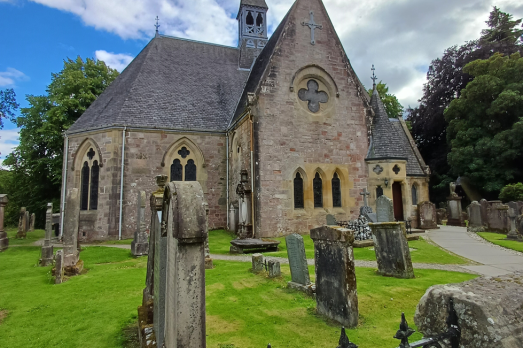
[1,0,522,162]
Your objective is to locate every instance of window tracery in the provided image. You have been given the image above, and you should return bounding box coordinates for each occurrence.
[78,146,100,211]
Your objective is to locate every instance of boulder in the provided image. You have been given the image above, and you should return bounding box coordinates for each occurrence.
[414,272,523,348]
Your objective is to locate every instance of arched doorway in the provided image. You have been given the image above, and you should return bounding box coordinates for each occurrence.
[392,182,404,221]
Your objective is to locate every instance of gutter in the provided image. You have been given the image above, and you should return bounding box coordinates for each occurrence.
[226,133,229,230]
[118,127,127,240]
[250,114,255,238]
[60,134,69,239]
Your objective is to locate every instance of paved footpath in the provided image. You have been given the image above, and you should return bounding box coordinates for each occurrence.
[426,225,523,276]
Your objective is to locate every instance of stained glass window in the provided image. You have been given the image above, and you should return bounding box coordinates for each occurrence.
[376,186,383,198]
[80,161,90,211]
[294,172,304,209]
[90,160,99,210]
[412,185,418,205]
[332,173,341,207]
[171,159,183,181]
[185,159,197,181]
[313,172,323,208]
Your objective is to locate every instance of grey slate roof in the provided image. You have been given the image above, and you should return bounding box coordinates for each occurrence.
[240,0,268,8]
[390,120,426,176]
[67,36,249,134]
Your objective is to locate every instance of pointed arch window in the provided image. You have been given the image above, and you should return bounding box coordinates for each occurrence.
[166,142,202,182]
[171,159,183,181]
[294,172,304,209]
[332,173,341,207]
[185,159,197,181]
[246,11,254,25]
[412,185,418,205]
[313,172,323,208]
[78,146,100,211]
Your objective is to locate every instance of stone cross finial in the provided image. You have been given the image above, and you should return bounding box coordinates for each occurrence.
[360,188,370,206]
[154,16,160,36]
[301,11,323,45]
[371,65,378,87]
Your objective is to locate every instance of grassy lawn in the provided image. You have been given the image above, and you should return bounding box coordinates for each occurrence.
[95,238,134,245]
[5,228,45,246]
[0,245,476,348]
[477,232,523,253]
[209,230,468,264]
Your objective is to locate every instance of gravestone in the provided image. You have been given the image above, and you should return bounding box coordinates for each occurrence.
[417,201,437,229]
[16,207,27,239]
[54,250,64,284]
[506,203,522,241]
[369,222,415,279]
[486,201,509,233]
[39,203,54,266]
[446,197,464,226]
[310,225,358,328]
[268,260,281,278]
[415,272,523,347]
[229,203,237,232]
[25,210,30,232]
[131,191,149,256]
[436,208,446,225]
[285,234,311,292]
[479,199,489,226]
[376,195,394,222]
[162,181,206,348]
[29,213,35,231]
[326,214,337,225]
[0,194,8,252]
[467,201,484,232]
[63,188,83,274]
[252,253,264,273]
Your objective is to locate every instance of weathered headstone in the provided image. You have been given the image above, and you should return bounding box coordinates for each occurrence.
[326,214,337,225]
[506,203,522,241]
[479,199,489,226]
[446,196,464,226]
[285,234,311,292]
[162,181,206,348]
[486,201,509,233]
[203,201,214,269]
[310,225,358,328]
[414,272,523,347]
[436,208,446,225]
[268,260,281,278]
[54,250,64,284]
[51,213,60,240]
[376,195,394,222]
[16,207,27,239]
[131,191,149,256]
[467,201,484,232]
[39,203,54,266]
[369,222,415,279]
[0,194,8,252]
[29,213,35,232]
[63,188,83,274]
[24,210,30,232]
[252,253,264,273]
[229,203,237,232]
[417,201,437,229]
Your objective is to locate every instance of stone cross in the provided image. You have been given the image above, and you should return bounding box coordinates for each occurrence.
[39,203,54,266]
[360,188,370,207]
[131,191,149,256]
[0,194,8,252]
[301,11,322,45]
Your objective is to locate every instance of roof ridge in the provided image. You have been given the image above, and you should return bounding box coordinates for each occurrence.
[158,34,239,50]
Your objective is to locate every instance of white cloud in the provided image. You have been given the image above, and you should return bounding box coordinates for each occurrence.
[95,50,134,72]
[28,0,523,107]
[0,68,28,87]
[0,129,20,161]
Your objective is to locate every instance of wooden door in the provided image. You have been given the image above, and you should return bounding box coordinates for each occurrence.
[392,182,404,221]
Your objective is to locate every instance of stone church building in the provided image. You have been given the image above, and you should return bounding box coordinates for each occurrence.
[61,0,430,241]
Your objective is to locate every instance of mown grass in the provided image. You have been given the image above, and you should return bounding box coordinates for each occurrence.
[0,245,476,348]
[5,227,45,246]
[477,232,523,253]
[209,230,468,264]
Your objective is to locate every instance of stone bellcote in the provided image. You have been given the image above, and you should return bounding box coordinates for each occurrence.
[237,0,268,69]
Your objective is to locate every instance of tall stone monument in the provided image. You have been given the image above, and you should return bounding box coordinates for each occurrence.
[285,233,312,294]
[16,207,27,239]
[63,188,82,274]
[39,203,54,266]
[310,225,358,328]
[131,191,149,256]
[0,194,8,251]
[446,182,465,226]
[163,181,207,348]
[376,195,394,222]
[369,222,415,279]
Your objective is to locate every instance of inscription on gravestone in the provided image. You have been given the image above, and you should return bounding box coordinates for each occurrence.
[376,195,394,222]
[286,234,310,286]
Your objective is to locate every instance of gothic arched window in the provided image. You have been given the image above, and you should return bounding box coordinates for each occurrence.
[376,186,384,198]
[313,172,323,208]
[171,159,183,181]
[81,161,90,211]
[294,172,304,209]
[332,173,341,207]
[412,185,418,205]
[246,11,254,25]
[90,160,99,210]
[185,159,197,181]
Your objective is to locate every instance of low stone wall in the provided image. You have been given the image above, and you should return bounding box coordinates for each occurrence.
[414,272,523,347]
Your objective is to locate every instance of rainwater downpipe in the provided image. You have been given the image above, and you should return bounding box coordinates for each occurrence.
[250,114,255,238]
[226,133,229,230]
[60,134,69,238]
[118,127,127,240]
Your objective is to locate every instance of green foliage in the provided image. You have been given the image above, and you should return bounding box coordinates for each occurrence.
[477,232,523,253]
[0,88,19,129]
[2,57,118,227]
[367,82,403,118]
[445,53,523,195]
[499,182,523,201]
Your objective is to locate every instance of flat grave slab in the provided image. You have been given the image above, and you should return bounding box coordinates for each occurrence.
[230,238,281,254]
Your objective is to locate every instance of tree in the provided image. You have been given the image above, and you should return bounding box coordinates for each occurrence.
[499,183,523,202]
[406,7,523,203]
[445,53,523,197]
[0,88,19,129]
[367,82,403,118]
[2,57,118,227]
